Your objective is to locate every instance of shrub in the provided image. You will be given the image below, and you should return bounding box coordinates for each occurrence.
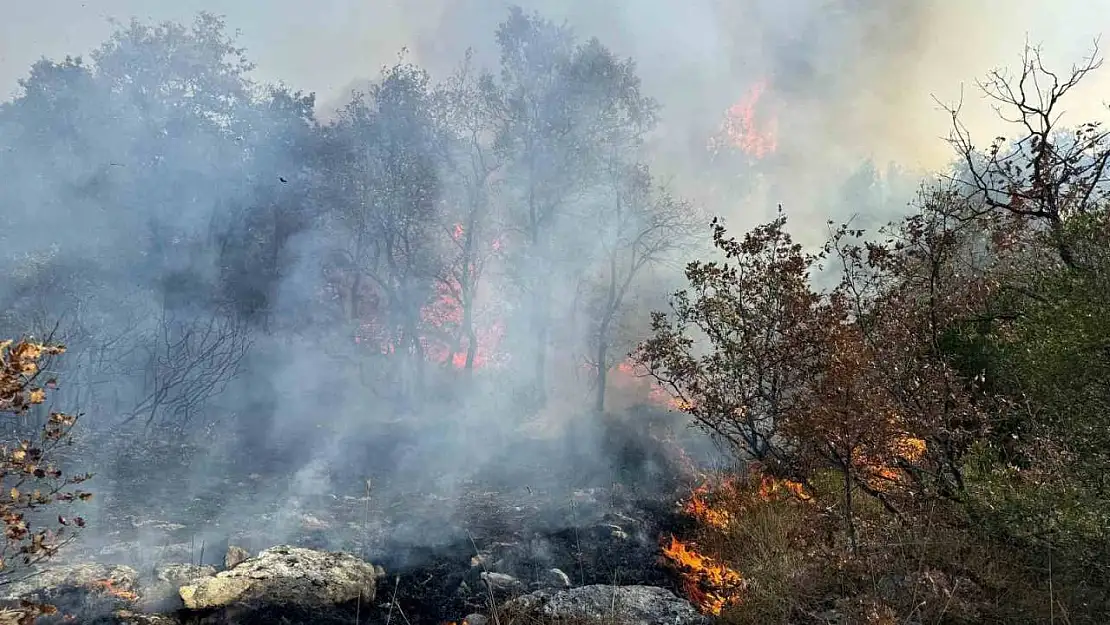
[0,337,92,586]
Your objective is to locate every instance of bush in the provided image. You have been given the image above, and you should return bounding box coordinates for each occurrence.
[0,337,92,587]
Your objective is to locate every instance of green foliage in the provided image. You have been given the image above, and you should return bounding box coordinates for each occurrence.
[955,209,1110,599]
[644,45,1110,623]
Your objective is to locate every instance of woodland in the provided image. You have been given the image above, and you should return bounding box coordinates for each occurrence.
[0,7,1107,624]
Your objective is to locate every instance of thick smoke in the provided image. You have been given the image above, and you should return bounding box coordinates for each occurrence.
[323,0,1109,240]
[0,1,1105,562]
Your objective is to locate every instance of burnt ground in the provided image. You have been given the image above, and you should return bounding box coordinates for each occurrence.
[49,406,712,623]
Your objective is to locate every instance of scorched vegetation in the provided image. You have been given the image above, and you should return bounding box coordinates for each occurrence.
[0,5,1105,625]
[638,45,1110,624]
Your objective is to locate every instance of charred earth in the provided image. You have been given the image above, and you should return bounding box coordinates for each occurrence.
[2,406,711,624]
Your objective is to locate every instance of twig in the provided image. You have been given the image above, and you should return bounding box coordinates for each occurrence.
[467,530,501,625]
[356,478,372,625]
[386,575,401,625]
[571,498,585,585]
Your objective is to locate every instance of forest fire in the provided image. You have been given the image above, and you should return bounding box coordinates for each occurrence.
[420,278,506,370]
[683,484,732,530]
[862,435,927,490]
[610,359,690,411]
[351,223,507,370]
[707,80,778,159]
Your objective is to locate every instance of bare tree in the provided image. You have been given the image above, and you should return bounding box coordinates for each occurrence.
[327,61,444,406]
[490,9,658,408]
[944,41,1110,269]
[589,162,694,413]
[122,306,250,428]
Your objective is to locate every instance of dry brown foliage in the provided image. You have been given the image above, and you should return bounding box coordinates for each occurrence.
[0,338,91,587]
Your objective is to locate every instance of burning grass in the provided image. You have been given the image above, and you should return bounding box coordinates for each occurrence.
[660,536,743,616]
[660,469,813,616]
[659,463,1064,624]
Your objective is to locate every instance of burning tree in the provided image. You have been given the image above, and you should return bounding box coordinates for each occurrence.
[708,80,779,160]
[429,55,509,372]
[0,337,92,587]
[490,9,660,408]
[325,60,446,404]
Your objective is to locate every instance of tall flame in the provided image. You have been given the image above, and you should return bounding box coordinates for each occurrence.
[708,80,778,159]
[661,536,745,615]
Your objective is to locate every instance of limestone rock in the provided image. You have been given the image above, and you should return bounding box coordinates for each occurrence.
[137,563,216,613]
[540,567,571,589]
[505,584,708,625]
[224,545,250,570]
[178,545,379,611]
[0,562,140,608]
[480,571,523,592]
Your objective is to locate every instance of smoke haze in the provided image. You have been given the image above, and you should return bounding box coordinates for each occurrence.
[0,0,1106,562]
[4,1,1106,168]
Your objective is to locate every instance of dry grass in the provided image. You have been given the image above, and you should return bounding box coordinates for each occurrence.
[667,469,1069,625]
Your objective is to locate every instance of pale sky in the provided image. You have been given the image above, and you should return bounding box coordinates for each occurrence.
[2,1,1106,101]
[1,0,1108,173]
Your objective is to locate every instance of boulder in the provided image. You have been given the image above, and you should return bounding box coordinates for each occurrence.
[538,568,571,589]
[136,563,216,613]
[479,571,523,592]
[505,584,708,625]
[178,545,380,611]
[0,562,142,624]
[223,545,250,570]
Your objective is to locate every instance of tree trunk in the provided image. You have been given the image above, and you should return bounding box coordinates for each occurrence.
[843,455,858,553]
[594,335,609,414]
[595,252,621,414]
[533,306,549,408]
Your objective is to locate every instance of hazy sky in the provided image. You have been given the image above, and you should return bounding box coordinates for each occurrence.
[1,0,1108,176]
[2,1,1105,99]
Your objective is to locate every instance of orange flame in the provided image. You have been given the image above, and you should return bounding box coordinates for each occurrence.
[420,276,506,369]
[684,484,733,530]
[857,435,927,491]
[661,536,744,615]
[756,474,812,502]
[708,80,778,159]
[665,470,814,613]
[351,223,507,369]
[611,358,692,411]
[88,579,138,602]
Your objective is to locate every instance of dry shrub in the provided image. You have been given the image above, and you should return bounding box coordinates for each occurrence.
[669,467,1059,625]
[0,337,92,592]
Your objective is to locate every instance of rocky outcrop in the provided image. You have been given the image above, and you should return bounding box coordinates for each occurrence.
[0,546,384,625]
[505,584,708,625]
[178,545,382,611]
[0,562,140,604]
